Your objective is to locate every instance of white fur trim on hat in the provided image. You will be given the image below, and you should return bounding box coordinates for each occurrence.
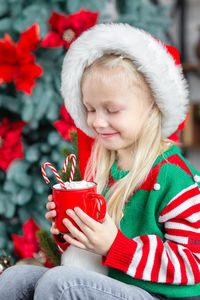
[61,23,189,138]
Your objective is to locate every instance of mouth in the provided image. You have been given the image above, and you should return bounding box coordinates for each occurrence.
[98,133,119,139]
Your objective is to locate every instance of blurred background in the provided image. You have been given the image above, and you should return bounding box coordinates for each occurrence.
[0,0,200,269]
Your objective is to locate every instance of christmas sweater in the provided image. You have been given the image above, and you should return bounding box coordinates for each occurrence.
[102,144,200,298]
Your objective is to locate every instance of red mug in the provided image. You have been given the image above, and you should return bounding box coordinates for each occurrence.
[52,182,106,233]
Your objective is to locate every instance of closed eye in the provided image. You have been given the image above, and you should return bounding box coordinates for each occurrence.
[86,109,95,113]
[107,109,120,114]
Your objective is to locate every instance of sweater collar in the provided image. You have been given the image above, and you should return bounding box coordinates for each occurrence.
[111,144,181,181]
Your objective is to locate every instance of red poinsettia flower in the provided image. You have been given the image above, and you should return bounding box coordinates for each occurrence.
[12,218,40,259]
[0,23,43,95]
[41,9,99,49]
[0,118,26,171]
[54,104,76,140]
[11,218,54,268]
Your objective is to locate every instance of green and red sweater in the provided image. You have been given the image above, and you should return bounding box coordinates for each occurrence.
[55,144,200,298]
[102,144,200,298]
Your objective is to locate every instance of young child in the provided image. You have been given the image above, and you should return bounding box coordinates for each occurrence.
[1,23,200,300]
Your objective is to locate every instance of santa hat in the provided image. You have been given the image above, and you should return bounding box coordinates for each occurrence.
[61,23,189,139]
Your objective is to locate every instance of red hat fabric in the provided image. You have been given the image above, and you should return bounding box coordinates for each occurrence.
[61,23,189,139]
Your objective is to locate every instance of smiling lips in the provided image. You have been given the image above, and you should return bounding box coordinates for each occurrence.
[99,132,118,139]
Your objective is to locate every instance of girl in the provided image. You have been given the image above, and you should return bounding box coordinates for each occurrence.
[1,23,200,300]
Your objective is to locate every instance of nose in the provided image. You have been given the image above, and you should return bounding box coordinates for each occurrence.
[92,113,108,129]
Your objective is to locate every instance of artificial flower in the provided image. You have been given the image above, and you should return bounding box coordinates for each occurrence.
[54,104,76,141]
[12,218,40,259]
[11,218,54,268]
[0,118,26,172]
[41,9,99,49]
[0,23,43,95]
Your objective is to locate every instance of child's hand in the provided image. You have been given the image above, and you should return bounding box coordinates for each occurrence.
[62,208,118,257]
[45,195,59,235]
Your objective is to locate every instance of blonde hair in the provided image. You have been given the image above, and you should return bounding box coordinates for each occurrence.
[81,54,173,227]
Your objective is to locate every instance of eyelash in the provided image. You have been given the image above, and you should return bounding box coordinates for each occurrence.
[86,109,119,114]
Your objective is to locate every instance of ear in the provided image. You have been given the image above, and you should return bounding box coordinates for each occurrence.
[77,128,95,178]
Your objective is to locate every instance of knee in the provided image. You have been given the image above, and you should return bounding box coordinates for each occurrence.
[35,266,72,289]
[0,265,26,282]
[0,265,47,285]
[34,266,85,298]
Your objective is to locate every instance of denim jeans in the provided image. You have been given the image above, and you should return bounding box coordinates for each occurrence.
[0,265,162,300]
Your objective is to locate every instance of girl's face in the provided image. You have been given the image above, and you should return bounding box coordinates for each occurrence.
[82,67,153,158]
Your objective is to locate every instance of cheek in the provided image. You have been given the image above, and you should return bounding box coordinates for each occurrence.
[86,115,93,128]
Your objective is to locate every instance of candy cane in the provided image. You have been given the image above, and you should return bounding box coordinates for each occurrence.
[63,154,76,183]
[41,162,67,190]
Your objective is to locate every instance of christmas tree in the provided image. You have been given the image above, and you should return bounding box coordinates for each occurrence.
[0,0,172,264]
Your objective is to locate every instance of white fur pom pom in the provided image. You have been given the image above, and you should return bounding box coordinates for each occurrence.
[61,245,108,275]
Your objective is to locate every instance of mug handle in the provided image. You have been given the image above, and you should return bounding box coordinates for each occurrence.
[88,194,106,222]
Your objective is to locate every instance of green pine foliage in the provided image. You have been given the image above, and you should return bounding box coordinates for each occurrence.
[36,229,61,266]
[59,130,82,183]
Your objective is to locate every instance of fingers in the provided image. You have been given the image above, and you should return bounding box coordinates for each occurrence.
[48,194,53,202]
[46,194,59,235]
[45,210,56,222]
[67,207,99,230]
[46,201,55,211]
[63,233,86,249]
[63,218,88,245]
[50,222,59,235]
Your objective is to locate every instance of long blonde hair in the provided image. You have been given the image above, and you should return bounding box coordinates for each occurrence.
[81,54,173,227]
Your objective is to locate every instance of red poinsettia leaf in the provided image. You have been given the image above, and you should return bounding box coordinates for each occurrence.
[24,218,40,242]
[15,63,43,95]
[18,23,40,53]
[0,34,18,64]
[0,27,41,94]
[0,142,24,171]
[11,235,25,257]
[71,9,99,33]
[0,33,15,45]
[82,10,99,29]
[66,9,99,36]
[54,120,74,140]
[12,234,37,258]
[41,31,65,48]
[0,118,9,136]
[62,9,99,49]
[0,160,9,171]
[48,11,69,33]
[43,9,98,50]
[11,218,40,259]
[11,120,27,131]
[0,64,15,83]
[0,118,26,171]
[53,104,76,140]
[4,132,20,146]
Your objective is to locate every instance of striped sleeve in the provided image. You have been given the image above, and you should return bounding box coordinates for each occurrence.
[103,183,200,285]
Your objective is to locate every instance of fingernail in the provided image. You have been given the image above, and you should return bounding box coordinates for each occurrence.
[66,209,73,215]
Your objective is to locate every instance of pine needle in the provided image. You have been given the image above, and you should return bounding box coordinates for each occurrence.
[36,229,61,266]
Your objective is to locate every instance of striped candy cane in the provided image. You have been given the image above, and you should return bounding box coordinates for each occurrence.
[41,162,67,190]
[63,154,76,183]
